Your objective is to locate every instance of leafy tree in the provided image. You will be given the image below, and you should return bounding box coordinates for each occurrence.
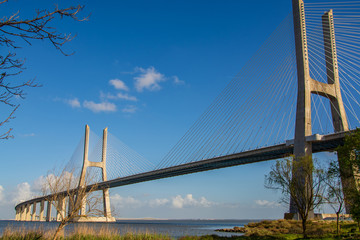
[265,156,326,238]
[336,128,360,226]
[350,193,360,229]
[0,0,86,139]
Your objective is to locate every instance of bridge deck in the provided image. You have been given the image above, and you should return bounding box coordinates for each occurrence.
[15,131,346,210]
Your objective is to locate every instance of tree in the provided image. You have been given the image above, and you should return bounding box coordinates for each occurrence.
[350,194,360,229]
[336,128,360,226]
[265,156,326,238]
[42,167,102,240]
[324,159,345,235]
[0,0,86,139]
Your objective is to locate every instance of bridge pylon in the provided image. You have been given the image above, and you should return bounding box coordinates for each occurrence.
[291,0,355,216]
[74,125,115,222]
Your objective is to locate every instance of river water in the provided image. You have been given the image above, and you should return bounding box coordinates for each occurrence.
[0,219,257,238]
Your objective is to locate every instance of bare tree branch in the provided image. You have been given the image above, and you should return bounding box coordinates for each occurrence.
[43,167,103,240]
[0,1,86,139]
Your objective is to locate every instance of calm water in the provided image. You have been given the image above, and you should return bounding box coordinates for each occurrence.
[0,219,258,238]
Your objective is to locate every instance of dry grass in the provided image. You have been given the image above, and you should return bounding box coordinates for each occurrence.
[0,225,172,240]
[217,219,348,237]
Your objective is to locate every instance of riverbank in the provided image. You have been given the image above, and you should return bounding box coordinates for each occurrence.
[3,219,357,240]
[216,219,360,239]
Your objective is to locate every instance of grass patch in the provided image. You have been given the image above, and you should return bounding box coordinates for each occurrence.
[2,221,360,240]
[0,226,172,240]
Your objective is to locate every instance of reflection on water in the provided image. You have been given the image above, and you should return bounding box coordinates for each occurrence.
[0,219,259,238]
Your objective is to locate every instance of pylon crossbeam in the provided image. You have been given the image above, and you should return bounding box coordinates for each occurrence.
[75,125,115,222]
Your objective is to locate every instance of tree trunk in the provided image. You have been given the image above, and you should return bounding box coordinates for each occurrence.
[302,218,307,238]
[52,221,66,240]
[336,212,340,235]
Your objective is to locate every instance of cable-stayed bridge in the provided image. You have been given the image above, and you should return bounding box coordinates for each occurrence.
[15,0,360,221]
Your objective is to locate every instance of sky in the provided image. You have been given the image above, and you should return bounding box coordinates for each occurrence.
[0,0,339,220]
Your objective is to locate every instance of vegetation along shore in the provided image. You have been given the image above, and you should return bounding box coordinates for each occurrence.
[2,219,360,240]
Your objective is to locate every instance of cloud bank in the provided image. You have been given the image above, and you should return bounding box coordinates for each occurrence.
[110,193,214,210]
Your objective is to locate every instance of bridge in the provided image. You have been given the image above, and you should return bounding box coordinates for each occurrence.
[14,0,360,222]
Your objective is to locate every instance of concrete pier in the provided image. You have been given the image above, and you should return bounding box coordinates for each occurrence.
[14,125,115,222]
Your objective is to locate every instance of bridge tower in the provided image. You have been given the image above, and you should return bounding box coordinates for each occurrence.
[291,0,355,215]
[75,125,115,222]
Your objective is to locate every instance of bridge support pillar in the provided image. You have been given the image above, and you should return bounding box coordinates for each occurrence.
[291,0,352,217]
[75,125,115,222]
[15,208,20,221]
[57,197,66,221]
[291,0,314,216]
[103,189,112,219]
[17,207,21,221]
[46,200,52,222]
[80,195,87,216]
[19,206,25,221]
[100,127,114,221]
[31,202,37,221]
[322,10,358,214]
[25,204,31,221]
[39,200,45,221]
[67,195,74,217]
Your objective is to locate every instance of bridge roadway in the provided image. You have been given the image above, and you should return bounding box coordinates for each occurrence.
[15,131,348,210]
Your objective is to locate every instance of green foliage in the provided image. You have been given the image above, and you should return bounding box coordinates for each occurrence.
[217,220,360,239]
[349,192,360,226]
[336,128,360,225]
[337,129,360,163]
[336,128,360,182]
[265,156,327,238]
[218,219,337,237]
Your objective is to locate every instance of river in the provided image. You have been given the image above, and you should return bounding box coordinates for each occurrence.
[0,219,258,238]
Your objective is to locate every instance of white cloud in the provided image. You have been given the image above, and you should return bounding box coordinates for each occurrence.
[33,172,78,195]
[134,67,166,92]
[171,194,213,209]
[83,101,117,113]
[109,79,129,91]
[255,200,280,208]
[122,105,137,113]
[116,93,137,101]
[173,76,185,85]
[110,194,142,208]
[66,98,81,108]
[11,182,33,204]
[149,198,169,208]
[198,196,212,208]
[32,175,47,193]
[102,92,137,102]
[172,195,185,209]
[108,193,214,210]
[54,97,81,108]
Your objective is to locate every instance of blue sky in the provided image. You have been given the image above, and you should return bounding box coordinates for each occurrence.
[0,0,339,220]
